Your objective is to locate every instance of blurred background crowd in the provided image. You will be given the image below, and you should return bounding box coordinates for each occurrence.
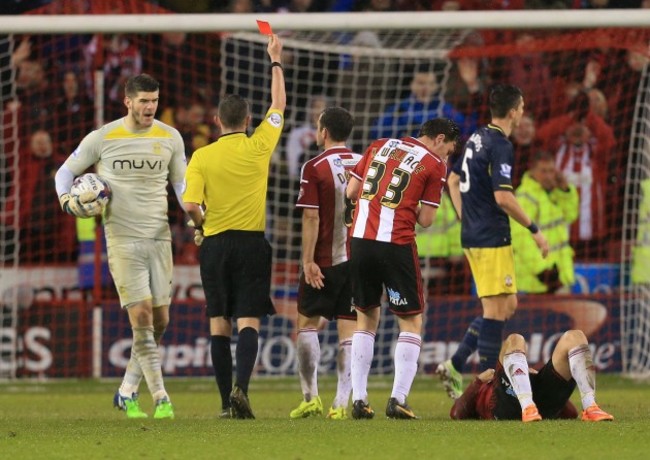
[1,0,648,299]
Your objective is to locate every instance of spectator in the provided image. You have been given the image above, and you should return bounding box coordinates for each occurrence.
[511,113,537,186]
[54,70,94,156]
[17,130,76,263]
[416,193,468,296]
[160,98,211,158]
[502,32,554,122]
[371,65,467,140]
[14,59,52,139]
[587,88,608,121]
[141,32,218,112]
[285,94,328,179]
[444,50,487,139]
[511,151,579,294]
[536,92,615,259]
[96,34,142,120]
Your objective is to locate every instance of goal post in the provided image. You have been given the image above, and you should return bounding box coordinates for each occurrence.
[0,7,648,379]
[3,10,650,33]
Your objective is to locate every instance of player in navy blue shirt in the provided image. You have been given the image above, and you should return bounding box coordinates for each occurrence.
[437,84,549,400]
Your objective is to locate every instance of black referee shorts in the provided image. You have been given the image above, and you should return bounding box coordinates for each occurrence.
[199,230,275,319]
[349,237,424,316]
[297,261,356,321]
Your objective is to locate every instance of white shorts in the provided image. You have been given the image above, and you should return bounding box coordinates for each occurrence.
[107,239,173,308]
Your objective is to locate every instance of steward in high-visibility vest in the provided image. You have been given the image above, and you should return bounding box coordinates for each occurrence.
[416,193,462,258]
[511,151,579,293]
[76,216,110,294]
[632,179,650,284]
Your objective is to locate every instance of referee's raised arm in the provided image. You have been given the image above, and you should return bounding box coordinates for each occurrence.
[267,34,286,113]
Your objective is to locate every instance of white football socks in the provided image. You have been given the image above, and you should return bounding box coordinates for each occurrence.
[132,326,168,403]
[390,332,421,404]
[333,338,352,409]
[351,331,375,402]
[503,351,534,410]
[568,344,596,410]
[296,328,320,401]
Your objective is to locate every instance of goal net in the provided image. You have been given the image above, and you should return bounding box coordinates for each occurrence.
[1,3,649,379]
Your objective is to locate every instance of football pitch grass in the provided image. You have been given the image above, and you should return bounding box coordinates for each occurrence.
[1,375,648,460]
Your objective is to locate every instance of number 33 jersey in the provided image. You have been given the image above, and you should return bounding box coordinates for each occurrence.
[350,136,447,245]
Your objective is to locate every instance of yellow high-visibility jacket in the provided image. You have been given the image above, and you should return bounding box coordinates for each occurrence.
[511,173,579,293]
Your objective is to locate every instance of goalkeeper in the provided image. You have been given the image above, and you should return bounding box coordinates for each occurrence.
[54,74,187,420]
[449,329,614,423]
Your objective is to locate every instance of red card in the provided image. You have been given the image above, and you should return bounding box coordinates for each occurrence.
[256,20,273,35]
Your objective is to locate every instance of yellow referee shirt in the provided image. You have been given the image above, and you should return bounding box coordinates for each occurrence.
[183,109,284,236]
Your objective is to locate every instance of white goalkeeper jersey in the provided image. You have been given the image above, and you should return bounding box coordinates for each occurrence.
[63,118,186,246]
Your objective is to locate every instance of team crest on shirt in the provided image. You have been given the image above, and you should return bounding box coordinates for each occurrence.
[267,113,282,128]
[505,274,513,287]
[499,163,512,179]
[152,142,162,155]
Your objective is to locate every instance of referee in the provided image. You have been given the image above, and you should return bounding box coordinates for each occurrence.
[183,34,285,419]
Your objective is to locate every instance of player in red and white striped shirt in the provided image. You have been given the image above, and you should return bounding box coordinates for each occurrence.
[346,118,460,420]
[291,107,362,420]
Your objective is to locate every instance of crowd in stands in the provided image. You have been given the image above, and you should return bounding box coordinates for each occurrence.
[0,1,649,302]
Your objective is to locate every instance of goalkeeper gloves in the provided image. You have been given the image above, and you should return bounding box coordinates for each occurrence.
[187,218,204,247]
[193,228,204,247]
[59,192,103,218]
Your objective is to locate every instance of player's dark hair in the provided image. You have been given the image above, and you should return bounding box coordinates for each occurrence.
[319,107,354,142]
[419,117,460,144]
[489,84,523,118]
[529,150,555,167]
[125,74,159,97]
[218,94,250,128]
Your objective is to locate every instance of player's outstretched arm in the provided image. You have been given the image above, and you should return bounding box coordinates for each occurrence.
[494,190,549,258]
[267,34,286,112]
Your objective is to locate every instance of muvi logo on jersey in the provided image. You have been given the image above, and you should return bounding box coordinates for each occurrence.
[386,287,408,306]
[112,159,164,170]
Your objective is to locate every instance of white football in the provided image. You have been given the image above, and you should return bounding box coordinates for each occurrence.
[70,173,112,207]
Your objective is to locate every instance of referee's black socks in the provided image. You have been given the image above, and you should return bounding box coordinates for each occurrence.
[211,335,233,410]
[235,327,259,396]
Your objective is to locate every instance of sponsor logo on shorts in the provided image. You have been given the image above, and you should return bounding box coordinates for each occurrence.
[387,287,408,306]
[505,275,513,287]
